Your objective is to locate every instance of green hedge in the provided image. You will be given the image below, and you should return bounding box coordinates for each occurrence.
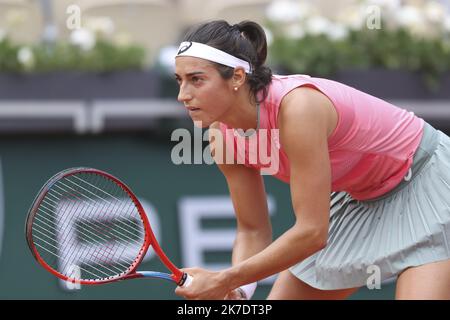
[0,37,146,73]
[268,25,450,90]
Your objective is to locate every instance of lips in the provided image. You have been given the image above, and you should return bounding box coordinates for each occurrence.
[186,106,200,111]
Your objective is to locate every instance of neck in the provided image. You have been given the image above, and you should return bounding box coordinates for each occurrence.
[220,91,259,131]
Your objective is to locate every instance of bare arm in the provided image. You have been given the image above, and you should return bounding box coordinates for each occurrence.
[222,87,335,287]
[209,121,272,264]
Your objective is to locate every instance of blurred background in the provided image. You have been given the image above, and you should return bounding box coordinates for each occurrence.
[1,0,450,300]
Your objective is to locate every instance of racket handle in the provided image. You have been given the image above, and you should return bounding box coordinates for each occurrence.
[239,282,257,300]
[178,273,193,287]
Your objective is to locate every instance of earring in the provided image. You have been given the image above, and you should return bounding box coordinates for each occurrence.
[234,87,238,91]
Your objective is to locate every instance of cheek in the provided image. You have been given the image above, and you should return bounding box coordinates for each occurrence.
[201,87,232,113]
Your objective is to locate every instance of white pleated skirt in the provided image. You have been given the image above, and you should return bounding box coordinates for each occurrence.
[290,123,450,290]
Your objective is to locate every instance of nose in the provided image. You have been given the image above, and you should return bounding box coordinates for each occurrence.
[177,84,193,103]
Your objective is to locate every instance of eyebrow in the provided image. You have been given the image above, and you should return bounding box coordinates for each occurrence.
[174,71,205,78]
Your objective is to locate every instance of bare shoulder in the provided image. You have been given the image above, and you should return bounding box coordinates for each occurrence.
[278,86,337,138]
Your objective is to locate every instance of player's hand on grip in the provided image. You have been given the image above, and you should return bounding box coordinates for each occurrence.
[175,267,231,300]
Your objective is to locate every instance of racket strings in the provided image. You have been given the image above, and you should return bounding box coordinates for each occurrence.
[46,188,142,245]
[35,200,137,273]
[43,181,141,255]
[61,174,143,237]
[71,174,145,230]
[32,216,124,280]
[56,175,142,269]
[31,172,148,282]
[34,194,136,279]
[41,184,140,278]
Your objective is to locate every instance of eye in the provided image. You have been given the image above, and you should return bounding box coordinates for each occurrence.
[191,76,202,84]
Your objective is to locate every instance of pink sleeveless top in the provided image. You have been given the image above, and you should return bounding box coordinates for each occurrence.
[219,75,424,200]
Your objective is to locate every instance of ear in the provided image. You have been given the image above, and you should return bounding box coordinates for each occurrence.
[231,67,247,90]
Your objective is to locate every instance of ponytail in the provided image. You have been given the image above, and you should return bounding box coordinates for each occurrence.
[235,21,272,103]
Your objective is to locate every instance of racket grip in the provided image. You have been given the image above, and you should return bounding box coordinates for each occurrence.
[178,273,193,287]
[239,282,257,300]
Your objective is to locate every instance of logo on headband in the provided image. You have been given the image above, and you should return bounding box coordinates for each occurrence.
[178,42,193,55]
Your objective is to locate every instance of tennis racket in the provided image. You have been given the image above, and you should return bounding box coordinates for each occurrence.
[25,167,192,287]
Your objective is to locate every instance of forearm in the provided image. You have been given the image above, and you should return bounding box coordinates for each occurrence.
[232,227,272,266]
[225,228,271,299]
[223,224,326,290]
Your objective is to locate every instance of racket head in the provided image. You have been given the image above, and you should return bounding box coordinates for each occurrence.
[25,167,181,285]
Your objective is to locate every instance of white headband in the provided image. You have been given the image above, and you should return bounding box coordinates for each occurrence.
[176,41,252,74]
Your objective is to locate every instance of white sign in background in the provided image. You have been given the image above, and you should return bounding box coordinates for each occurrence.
[56,198,160,290]
[178,195,277,285]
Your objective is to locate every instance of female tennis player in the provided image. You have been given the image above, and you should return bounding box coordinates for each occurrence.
[174,20,450,300]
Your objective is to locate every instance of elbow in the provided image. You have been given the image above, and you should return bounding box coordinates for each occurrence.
[309,230,328,252]
[237,219,272,239]
[295,223,328,252]
[237,223,273,244]
[315,236,328,250]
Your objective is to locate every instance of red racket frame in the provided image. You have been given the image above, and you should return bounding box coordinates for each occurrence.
[25,167,185,285]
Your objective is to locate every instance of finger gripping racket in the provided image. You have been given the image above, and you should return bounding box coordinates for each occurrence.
[25,167,192,287]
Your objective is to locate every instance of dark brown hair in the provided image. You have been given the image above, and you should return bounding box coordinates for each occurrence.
[182,20,272,103]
